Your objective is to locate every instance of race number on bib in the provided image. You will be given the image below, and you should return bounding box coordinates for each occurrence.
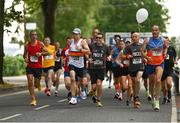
[132,58,142,64]
[30,56,38,62]
[152,50,162,56]
[44,55,53,60]
[94,60,103,66]
[72,57,80,62]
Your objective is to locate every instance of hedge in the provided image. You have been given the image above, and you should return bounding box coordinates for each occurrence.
[3,56,26,76]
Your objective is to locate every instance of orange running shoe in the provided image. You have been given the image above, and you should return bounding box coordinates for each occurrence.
[30,99,37,106]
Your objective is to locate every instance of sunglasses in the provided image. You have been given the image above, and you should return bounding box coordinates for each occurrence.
[96,37,102,39]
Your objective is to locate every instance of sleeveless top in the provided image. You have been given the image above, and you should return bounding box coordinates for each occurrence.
[69,39,84,68]
[89,43,109,69]
[128,43,144,71]
[147,37,164,65]
[43,45,55,68]
[27,40,42,68]
[55,49,62,68]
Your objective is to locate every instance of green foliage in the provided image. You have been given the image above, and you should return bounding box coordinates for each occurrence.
[3,56,26,76]
[4,0,24,33]
[19,0,170,47]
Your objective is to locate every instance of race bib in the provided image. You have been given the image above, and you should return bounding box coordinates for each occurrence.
[72,57,80,62]
[152,50,162,56]
[94,60,103,66]
[55,57,61,62]
[30,56,38,62]
[44,55,53,60]
[132,58,142,64]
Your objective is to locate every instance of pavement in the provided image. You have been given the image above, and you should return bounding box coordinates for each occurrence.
[0,75,180,122]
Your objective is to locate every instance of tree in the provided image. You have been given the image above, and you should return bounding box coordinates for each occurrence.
[95,0,170,33]
[0,0,5,84]
[41,0,58,44]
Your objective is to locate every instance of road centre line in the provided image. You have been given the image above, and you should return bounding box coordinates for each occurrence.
[0,114,22,121]
[34,105,50,110]
[58,99,67,103]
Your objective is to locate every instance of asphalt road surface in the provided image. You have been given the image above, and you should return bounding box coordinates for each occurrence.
[0,81,176,122]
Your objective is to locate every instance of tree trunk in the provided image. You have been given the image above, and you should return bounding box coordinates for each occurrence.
[41,0,58,44]
[0,0,5,84]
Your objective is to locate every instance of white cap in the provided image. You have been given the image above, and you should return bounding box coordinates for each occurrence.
[72,28,81,34]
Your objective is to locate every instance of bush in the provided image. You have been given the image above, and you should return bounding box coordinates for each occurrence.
[3,56,26,76]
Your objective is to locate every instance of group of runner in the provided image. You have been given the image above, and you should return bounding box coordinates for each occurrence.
[23,25,177,111]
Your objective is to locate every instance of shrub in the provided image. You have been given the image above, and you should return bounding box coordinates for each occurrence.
[3,56,26,76]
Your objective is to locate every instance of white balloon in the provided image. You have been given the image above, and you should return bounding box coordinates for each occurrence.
[136,8,149,24]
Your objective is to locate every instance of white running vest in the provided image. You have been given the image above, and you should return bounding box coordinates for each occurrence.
[69,39,84,68]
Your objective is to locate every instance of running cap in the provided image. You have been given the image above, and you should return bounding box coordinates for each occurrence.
[73,28,81,34]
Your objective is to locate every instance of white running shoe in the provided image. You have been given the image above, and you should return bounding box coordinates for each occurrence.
[69,97,77,105]
[81,91,87,100]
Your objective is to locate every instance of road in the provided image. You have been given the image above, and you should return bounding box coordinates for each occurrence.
[0,81,176,122]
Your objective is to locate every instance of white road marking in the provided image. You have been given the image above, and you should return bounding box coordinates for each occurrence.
[0,114,22,121]
[0,90,28,98]
[58,99,67,103]
[171,94,177,123]
[34,105,50,110]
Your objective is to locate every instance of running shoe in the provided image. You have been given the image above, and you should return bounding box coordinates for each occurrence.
[162,97,167,104]
[167,98,171,103]
[118,92,123,101]
[126,100,130,106]
[154,99,160,111]
[168,90,171,100]
[69,97,77,105]
[96,100,103,107]
[145,90,151,101]
[147,95,152,101]
[77,95,82,102]
[54,90,58,96]
[114,92,119,99]
[92,95,97,103]
[81,91,87,100]
[134,97,141,109]
[30,99,37,106]
[46,90,51,96]
[151,100,155,109]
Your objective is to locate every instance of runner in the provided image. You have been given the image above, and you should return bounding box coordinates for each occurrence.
[88,27,100,44]
[123,32,144,109]
[42,37,55,96]
[89,32,111,107]
[161,36,177,104]
[53,42,63,96]
[61,36,72,100]
[68,28,90,105]
[111,35,127,100]
[141,25,168,111]
[23,30,48,106]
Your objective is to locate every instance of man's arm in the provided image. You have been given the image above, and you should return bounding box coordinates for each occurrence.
[40,42,49,56]
[141,38,151,62]
[81,39,90,55]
